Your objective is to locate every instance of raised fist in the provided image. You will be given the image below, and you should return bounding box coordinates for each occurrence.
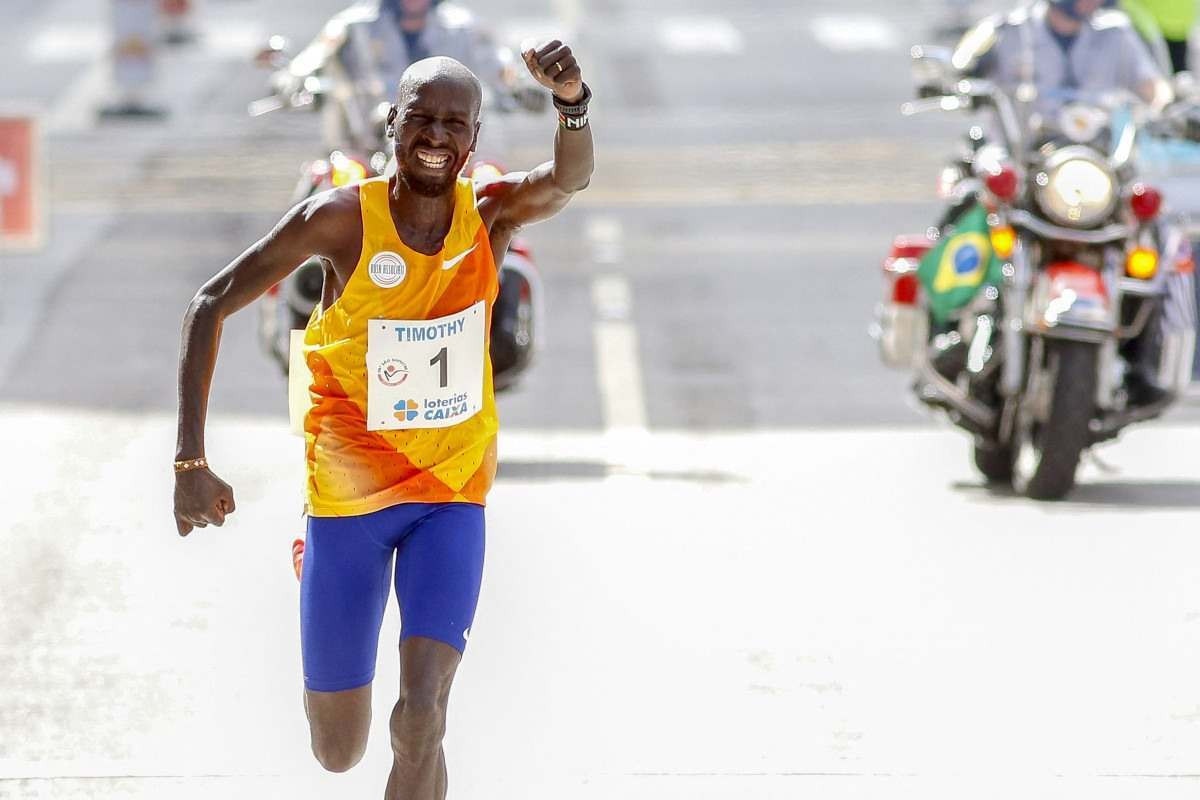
[522,40,584,104]
[174,467,236,536]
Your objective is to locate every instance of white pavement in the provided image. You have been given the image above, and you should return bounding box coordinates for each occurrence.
[3,404,1200,798]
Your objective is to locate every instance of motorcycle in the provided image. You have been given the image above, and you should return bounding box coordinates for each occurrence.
[873,45,1199,499]
[249,35,544,392]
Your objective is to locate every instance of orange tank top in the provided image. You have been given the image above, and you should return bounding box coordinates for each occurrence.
[301,176,499,517]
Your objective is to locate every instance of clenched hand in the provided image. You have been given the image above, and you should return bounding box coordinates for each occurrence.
[522,40,584,104]
[174,468,236,536]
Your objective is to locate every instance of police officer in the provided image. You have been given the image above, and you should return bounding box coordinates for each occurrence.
[964,0,1171,111]
[284,0,520,153]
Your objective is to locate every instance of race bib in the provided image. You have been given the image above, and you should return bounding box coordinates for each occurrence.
[366,301,486,430]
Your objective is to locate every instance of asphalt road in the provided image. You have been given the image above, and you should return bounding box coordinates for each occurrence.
[3,1,1200,798]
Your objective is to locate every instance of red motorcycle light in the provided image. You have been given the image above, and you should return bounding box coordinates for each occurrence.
[1129,183,1162,221]
[892,273,920,305]
[470,161,507,181]
[889,235,932,261]
[984,165,1019,202]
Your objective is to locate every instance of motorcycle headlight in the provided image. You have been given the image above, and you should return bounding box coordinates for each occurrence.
[1034,147,1117,228]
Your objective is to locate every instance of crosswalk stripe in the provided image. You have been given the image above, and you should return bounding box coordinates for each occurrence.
[592,275,648,434]
[659,16,745,55]
[27,25,106,62]
[810,14,901,52]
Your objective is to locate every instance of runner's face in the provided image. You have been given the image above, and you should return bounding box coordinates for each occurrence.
[393,81,479,198]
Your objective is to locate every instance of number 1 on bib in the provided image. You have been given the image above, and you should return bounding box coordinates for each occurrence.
[431,347,448,388]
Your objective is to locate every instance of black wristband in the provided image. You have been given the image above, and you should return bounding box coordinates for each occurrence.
[558,110,589,131]
[552,82,591,117]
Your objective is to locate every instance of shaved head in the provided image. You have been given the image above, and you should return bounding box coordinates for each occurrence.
[388,57,484,198]
[395,57,483,120]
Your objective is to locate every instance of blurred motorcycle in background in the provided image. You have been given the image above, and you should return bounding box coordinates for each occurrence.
[873,37,1200,499]
[248,2,546,392]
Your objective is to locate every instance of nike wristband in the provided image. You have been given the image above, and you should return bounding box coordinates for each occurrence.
[558,110,589,131]
[553,83,590,130]
[552,83,591,116]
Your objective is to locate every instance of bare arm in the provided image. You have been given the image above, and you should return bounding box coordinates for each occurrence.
[173,188,356,535]
[1122,26,1173,112]
[488,40,594,233]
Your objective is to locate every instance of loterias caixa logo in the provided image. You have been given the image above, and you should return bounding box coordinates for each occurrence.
[394,399,420,422]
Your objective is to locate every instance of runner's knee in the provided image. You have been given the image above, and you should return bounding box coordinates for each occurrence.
[390,692,448,752]
[310,731,367,773]
[305,687,371,773]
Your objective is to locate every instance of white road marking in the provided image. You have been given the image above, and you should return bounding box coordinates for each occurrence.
[28,25,107,62]
[197,21,265,59]
[499,19,572,53]
[585,216,624,265]
[591,274,648,433]
[810,14,900,52]
[659,16,745,55]
[45,59,111,134]
[29,20,263,64]
[549,0,582,29]
[41,18,266,133]
[501,4,578,52]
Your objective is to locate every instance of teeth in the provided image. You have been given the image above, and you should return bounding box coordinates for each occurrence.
[417,151,450,168]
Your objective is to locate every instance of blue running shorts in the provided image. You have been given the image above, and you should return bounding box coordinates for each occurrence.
[299,502,485,692]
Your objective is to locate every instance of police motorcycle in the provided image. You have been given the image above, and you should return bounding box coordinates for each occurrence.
[873,43,1200,499]
[248,15,545,392]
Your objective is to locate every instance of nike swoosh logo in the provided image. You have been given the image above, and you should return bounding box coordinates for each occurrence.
[441,244,477,271]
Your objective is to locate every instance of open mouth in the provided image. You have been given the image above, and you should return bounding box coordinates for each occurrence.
[415,148,452,170]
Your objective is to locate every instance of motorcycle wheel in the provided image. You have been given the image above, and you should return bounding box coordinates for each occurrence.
[972,441,1013,484]
[490,267,533,392]
[1012,340,1098,501]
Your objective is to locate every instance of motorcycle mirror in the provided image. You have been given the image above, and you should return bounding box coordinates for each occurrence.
[254,35,290,69]
[910,44,952,64]
[910,44,954,97]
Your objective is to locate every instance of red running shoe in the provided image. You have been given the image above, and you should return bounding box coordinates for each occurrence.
[292,538,305,582]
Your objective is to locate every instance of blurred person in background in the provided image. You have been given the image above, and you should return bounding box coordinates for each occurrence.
[174,42,593,799]
[1117,0,1197,73]
[281,0,535,153]
[962,0,1171,110]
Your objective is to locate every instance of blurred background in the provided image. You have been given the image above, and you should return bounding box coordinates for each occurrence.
[4,0,1200,798]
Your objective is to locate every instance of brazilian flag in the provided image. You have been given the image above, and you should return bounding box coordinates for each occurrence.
[917,203,1005,323]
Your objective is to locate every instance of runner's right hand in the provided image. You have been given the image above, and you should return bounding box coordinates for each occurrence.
[174,469,236,536]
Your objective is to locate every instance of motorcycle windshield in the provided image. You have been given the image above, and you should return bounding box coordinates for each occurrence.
[1021,87,1141,158]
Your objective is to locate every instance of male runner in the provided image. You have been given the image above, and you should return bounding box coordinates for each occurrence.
[173,41,592,799]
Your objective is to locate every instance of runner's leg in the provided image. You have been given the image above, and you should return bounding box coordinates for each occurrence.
[386,504,486,800]
[387,638,462,800]
[300,511,397,772]
[304,685,373,772]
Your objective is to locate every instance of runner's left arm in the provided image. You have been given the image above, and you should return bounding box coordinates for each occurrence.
[489,40,594,230]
